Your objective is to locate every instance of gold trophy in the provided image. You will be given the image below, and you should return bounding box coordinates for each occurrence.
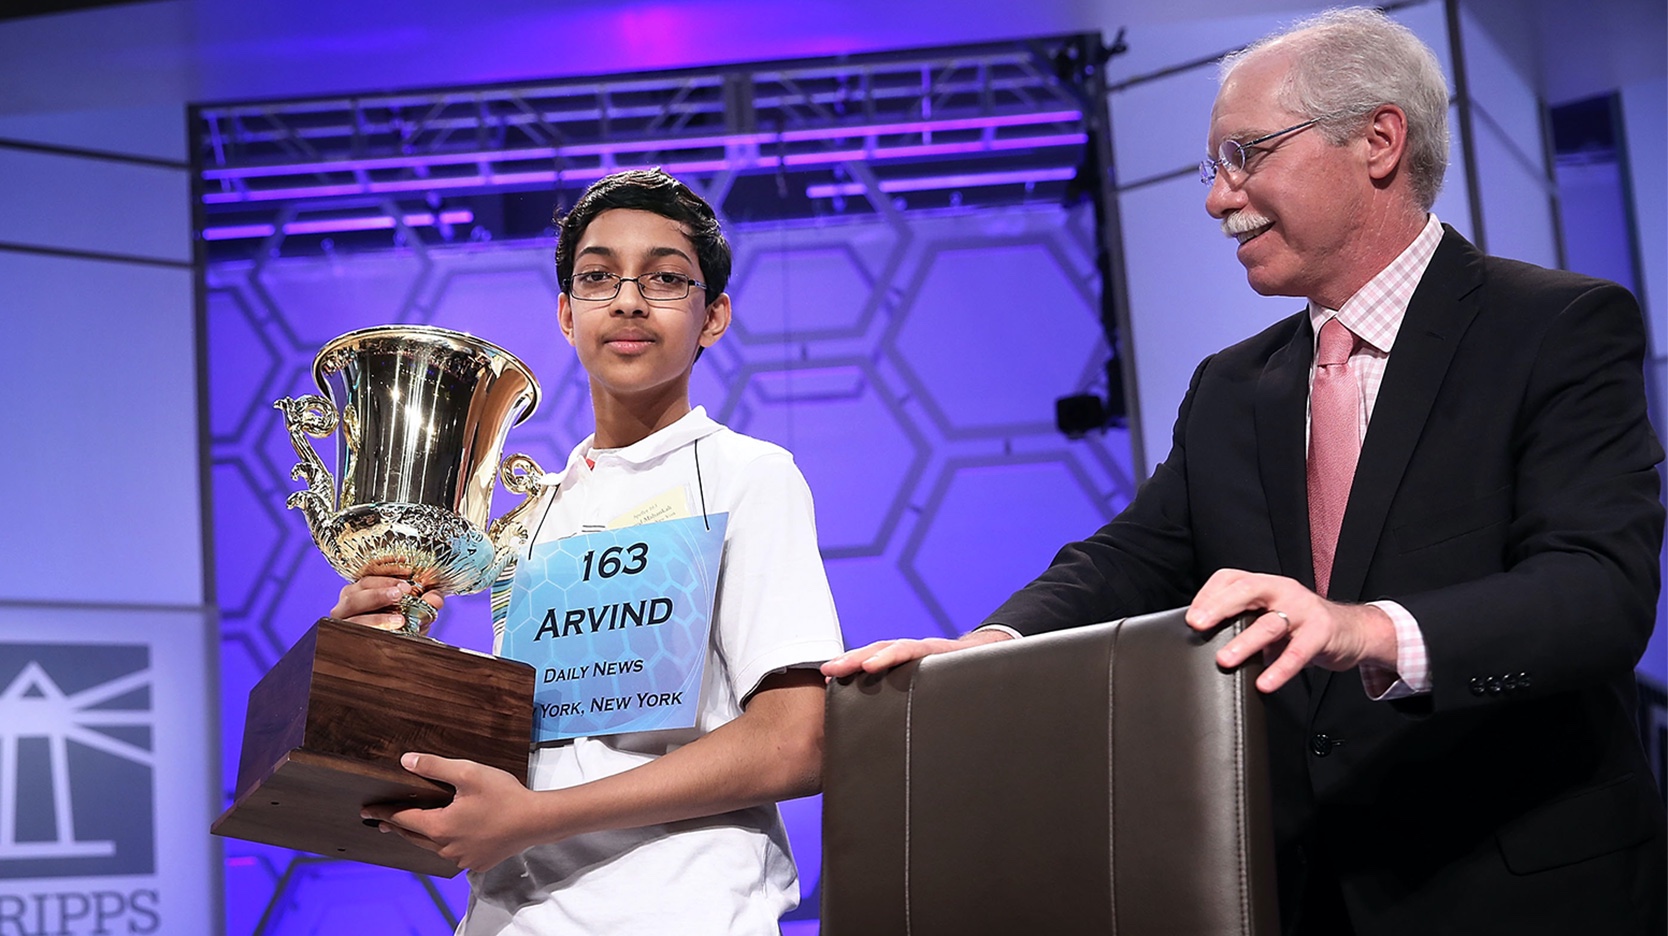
[274,324,549,632]
[213,325,546,876]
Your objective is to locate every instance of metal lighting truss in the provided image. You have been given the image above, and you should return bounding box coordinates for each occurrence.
[191,33,1118,255]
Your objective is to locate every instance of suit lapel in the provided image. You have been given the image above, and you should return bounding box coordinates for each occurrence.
[1255,313,1315,591]
[1327,228,1486,603]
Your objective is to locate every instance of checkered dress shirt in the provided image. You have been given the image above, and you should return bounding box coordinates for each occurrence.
[1307,213,1445,699]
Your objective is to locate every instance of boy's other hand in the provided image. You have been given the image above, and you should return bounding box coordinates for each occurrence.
[361,752,539,873]
[820,628,1012,679]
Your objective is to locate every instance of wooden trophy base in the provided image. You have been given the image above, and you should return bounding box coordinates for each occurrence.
[212,617,534,877]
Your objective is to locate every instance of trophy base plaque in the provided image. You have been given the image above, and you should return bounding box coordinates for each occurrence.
[213,617,535,877]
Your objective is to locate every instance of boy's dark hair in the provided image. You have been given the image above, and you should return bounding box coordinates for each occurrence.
[554,168,731,305]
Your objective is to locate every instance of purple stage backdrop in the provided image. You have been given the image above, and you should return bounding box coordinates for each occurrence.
[206,199,1136,933]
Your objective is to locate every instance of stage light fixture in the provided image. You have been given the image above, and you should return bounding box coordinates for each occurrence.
[1055,393,1108,440]
[1056,359,1128,439]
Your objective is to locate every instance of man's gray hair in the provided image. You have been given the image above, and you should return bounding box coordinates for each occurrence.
[1221,7,1451,210]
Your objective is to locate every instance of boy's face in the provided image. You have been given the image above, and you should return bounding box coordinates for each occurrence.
[557,208,729,408]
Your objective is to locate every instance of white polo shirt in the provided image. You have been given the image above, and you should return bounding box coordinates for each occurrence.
[462,407,845,936]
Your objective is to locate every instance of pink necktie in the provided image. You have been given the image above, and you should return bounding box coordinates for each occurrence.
[1308,318,1360,598]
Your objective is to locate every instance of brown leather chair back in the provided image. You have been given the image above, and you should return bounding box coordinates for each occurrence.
[822,608,1278,935]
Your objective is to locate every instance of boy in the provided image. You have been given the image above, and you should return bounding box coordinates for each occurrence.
[336,168,844,934]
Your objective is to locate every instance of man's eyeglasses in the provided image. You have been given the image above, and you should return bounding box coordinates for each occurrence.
[566,270,707,302]
[1199,118,1322,185]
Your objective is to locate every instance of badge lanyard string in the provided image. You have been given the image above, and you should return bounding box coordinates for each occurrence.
[520,433,710,554]
[693,438,710,531]
[525,482,560,559]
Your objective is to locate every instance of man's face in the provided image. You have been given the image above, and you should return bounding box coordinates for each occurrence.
[557,208,727,406]
[1205,54,1371,307]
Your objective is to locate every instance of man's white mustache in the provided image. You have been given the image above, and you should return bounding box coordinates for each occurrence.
[1221,212,1273,237]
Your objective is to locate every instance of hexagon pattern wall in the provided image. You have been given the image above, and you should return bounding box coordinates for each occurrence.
[207,202,1138,933]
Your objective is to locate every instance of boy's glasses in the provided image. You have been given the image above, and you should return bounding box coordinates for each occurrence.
[566,270,707,302]
[1199,118,1322,185]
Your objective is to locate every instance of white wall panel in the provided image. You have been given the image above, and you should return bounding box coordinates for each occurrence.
[0,0,194,114]
[1102,9,1297,86]
[1431,104,1477,239]
[1460,5,1544,150]
[1110,69,1221,186]
[1395,3,1474,237]
[0,149,190,263]
[1119,176,1296,473]
[1391,2,1459,89]
[1460,3,1559,267]
[1472,122,1560,268]
[0,252,202,606]
[0,105,188,163]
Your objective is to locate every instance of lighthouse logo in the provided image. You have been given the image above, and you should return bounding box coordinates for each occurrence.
[0,644,156,879]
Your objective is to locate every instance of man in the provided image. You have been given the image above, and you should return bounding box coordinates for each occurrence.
[339,169,845,933]
[824,9,1665,934]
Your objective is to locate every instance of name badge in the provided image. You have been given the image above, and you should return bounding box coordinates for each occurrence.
[503,514,728,742]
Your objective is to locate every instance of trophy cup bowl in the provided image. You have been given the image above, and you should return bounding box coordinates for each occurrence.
[213,325,545,876]
[274,324,549,633]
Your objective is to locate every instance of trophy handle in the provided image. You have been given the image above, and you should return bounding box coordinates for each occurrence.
[484,453,552,575]
[389,455,546,639]
[273,394,340,542]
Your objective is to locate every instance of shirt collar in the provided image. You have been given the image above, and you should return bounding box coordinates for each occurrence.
[1307,213,1444,355]
[543,406,724,487]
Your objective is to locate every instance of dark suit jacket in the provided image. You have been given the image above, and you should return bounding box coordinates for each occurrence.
[985,228,1666,935]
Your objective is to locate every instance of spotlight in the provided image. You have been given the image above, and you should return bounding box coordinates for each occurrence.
[1055,359,1128,439]
[1055,393,1108,440]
